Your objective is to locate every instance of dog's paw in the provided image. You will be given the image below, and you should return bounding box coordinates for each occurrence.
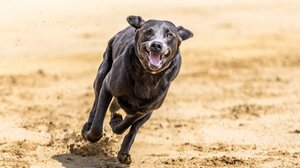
[117,152,132,164]
[81,122,103,143]
[81,122,91,139]
[85,131,102,143]
[109,113,123,128]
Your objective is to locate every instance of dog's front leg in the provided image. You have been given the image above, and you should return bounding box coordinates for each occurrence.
[81,53,112,139]
[81,63,110,137]
[82,84,112,143]
[117,112,152,164]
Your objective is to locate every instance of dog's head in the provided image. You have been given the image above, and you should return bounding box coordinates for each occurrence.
[127,15,193,74]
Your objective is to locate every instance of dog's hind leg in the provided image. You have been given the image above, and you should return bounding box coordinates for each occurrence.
[81,38,114,139]
[117,112,152,164]
[109,98,124,132]
[110,111,145,135]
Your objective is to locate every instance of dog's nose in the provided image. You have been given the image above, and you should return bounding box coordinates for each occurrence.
[150,41,162,52]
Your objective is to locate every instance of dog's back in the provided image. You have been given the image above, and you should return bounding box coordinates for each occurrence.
[110,26,136,61]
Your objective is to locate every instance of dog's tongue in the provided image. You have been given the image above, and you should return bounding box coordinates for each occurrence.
[149,53,161,66]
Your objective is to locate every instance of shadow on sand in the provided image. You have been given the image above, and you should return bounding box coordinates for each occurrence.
[52,153,129,168]
[52,137,129,168]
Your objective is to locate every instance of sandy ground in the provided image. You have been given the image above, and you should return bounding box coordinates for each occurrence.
[1,0,300,167]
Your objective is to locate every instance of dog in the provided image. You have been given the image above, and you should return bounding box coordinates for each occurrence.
[81,15,193,164]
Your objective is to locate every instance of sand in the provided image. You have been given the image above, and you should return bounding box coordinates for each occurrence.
[0,0,300,167]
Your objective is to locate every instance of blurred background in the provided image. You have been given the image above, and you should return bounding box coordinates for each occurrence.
[0,0,300,167]
[2,0,299,59]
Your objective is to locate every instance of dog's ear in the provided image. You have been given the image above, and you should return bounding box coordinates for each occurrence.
[127,15,145,29]
[177,26,193,41]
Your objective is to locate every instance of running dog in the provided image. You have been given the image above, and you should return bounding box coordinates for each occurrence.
[81,15,193,164]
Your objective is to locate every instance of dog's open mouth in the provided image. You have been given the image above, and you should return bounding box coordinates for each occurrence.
[149,52,163,67]
[146,50,169,69]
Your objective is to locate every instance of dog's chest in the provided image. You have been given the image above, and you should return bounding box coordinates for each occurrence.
[117,76,169,114]
[133,79,162,99]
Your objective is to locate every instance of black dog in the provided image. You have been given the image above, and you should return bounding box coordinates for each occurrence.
[81,15,193,164]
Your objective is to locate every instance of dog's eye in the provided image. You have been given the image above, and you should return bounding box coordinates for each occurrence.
[167,33,174,39]
[145,29,153,36]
